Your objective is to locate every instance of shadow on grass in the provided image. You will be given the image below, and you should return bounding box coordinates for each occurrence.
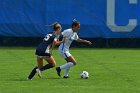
[10,77,62,81]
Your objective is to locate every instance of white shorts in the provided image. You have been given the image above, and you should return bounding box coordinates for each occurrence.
[58,50,71,58]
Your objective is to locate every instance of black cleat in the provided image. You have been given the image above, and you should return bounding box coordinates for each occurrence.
[56,67,61,77]
[63,76,69,78]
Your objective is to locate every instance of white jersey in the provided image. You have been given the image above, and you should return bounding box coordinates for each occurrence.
[59,28,79,52]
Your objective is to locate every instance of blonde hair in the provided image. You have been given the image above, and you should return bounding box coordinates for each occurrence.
[47,22,61,31]
[48,22,58,27]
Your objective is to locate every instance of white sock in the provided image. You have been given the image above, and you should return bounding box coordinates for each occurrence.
[60,62,74,70]
[64,67,70,76]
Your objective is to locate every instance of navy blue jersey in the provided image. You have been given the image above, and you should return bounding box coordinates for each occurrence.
[35,32,58,56]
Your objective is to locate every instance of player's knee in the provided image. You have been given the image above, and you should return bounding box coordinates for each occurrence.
[73,61,77,65]
[51,62,56,67]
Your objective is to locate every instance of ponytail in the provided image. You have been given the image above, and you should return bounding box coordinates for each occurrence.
[48,22,61,31]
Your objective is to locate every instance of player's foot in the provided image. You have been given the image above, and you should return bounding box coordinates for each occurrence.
[27,78,32,81]
[36,68,42,78]
[63,76,69,78]
[56,67,61,77]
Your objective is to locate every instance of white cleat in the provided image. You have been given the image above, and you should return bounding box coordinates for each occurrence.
[36,68,42,78]
[27,78,32,81]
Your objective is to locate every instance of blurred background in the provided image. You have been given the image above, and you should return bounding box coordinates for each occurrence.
[0,0,140,48]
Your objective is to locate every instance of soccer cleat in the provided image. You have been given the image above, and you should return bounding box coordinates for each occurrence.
[56,67,61,77]
[27,78,32,81]
[63,76,69,78]
[36,68,42,78]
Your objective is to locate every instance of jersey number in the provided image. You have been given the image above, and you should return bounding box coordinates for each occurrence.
[44,35,50,41]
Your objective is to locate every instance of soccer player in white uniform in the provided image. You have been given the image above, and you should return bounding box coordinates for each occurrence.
[56,19,92,78]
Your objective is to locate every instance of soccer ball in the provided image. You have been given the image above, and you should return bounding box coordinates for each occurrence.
[80,71,89,79]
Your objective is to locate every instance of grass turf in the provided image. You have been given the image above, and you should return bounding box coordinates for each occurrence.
[0,47,140,93]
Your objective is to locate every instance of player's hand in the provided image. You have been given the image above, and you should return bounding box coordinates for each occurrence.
[62,37,68,42]
[86,41,92,45]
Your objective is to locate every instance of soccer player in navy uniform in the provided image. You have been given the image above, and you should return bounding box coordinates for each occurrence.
[27,22,65,80]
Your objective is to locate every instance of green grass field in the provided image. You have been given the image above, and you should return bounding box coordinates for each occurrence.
[0,47,140,93]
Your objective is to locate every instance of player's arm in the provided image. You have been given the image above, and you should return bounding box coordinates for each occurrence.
[53,37,67,45]
[76,38,92,45]
[50,37,67,55]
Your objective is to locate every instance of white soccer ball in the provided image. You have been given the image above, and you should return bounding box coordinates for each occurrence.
[80,71,89,79]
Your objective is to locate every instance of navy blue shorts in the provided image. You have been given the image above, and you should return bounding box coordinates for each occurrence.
[35,50,51,58]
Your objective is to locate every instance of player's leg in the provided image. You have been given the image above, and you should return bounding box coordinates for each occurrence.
[27,66,38,80]
[60,55,76,69]
[39,56,56,71]
[27,57,43,80]
[36,57,43,78]
[63,55,76,78]
[37,57,43,69]
[56,52,77,78]
[63,67,70,78]
[28,57,43,80]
